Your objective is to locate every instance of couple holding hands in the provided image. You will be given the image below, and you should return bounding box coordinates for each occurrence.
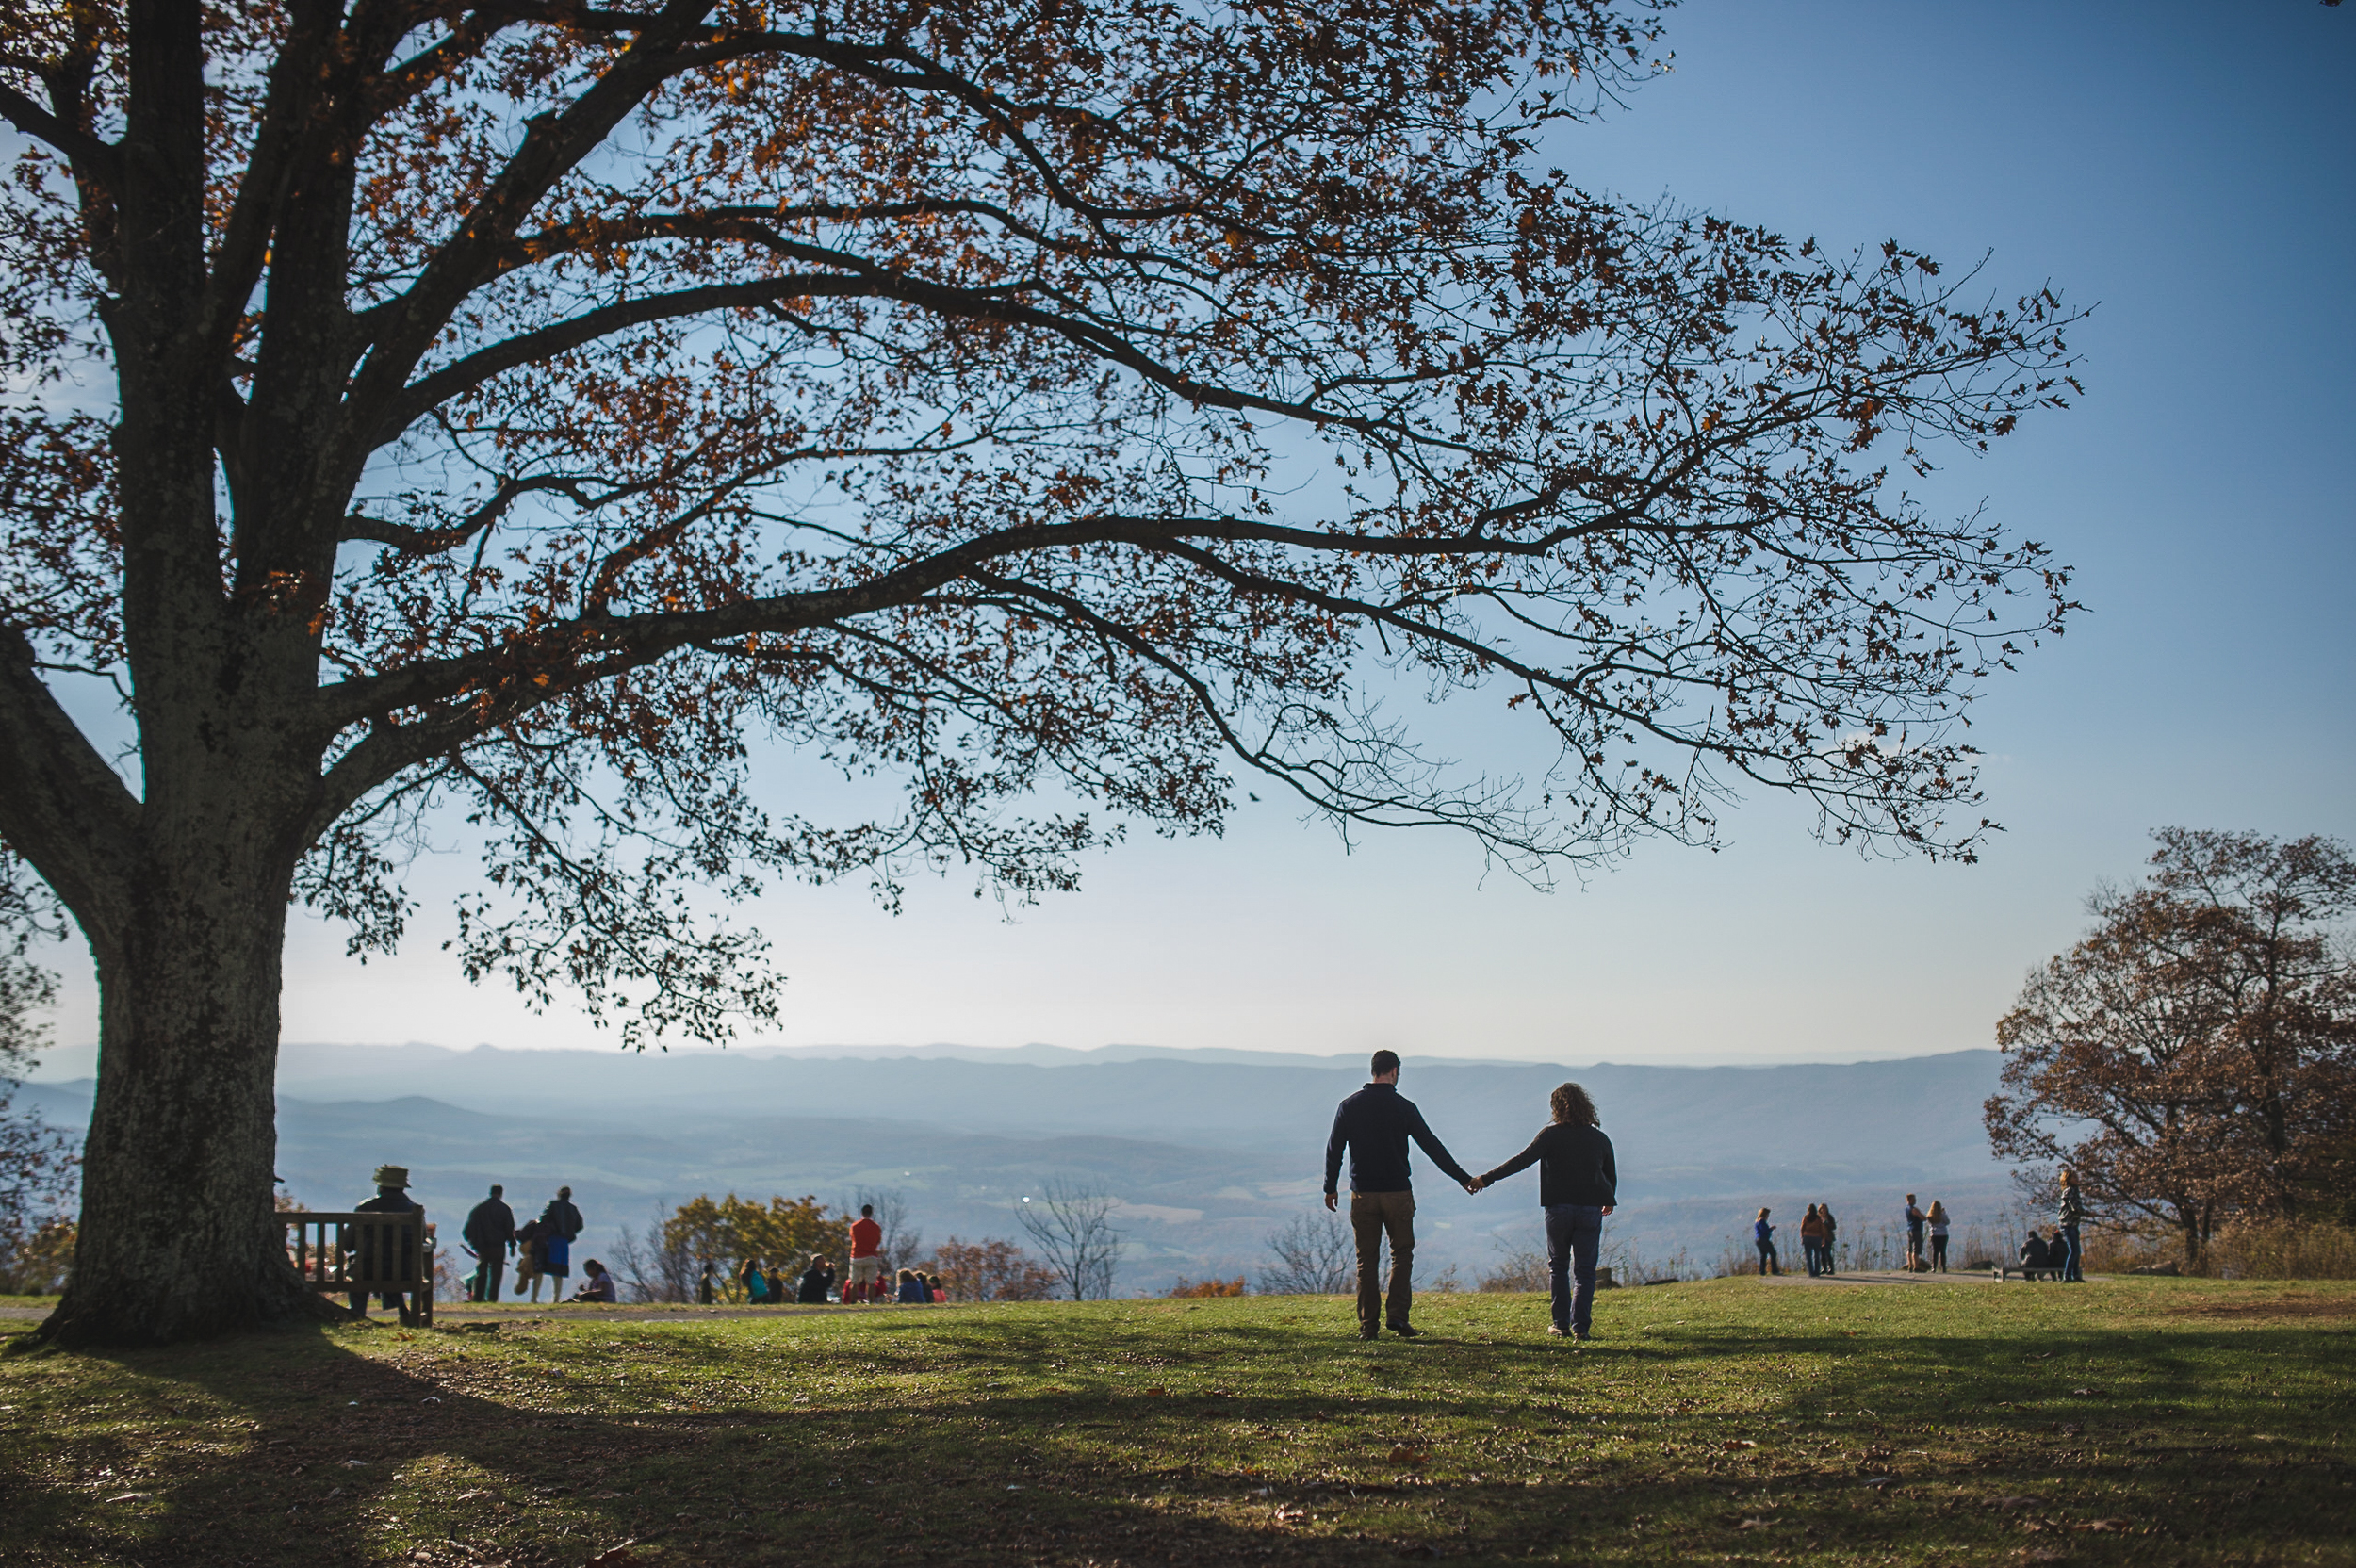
[1323,1050,1618,1342]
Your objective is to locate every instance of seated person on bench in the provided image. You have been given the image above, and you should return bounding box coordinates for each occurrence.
[2020,1233,2053,1273]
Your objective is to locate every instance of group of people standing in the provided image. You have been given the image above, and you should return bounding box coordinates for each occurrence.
[1754,1194,1949,1276]
[460,1182,610,1303]
[1752,1176,2087,1281]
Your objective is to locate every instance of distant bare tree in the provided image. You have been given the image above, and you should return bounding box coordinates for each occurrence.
[1259,1211,1353,1296]
[1017,1179,1123,1300]
[612,1209,696,1304]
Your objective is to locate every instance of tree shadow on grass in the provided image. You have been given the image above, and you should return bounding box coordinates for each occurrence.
[3,1310,2347,1568]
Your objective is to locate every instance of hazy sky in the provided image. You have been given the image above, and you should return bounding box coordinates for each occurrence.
[30,1,2356,1076]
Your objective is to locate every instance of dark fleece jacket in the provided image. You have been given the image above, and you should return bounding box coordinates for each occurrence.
[1478,1122,1617,1208]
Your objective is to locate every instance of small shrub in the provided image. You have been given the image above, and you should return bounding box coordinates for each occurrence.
[1478,1250,1547,1293]
[1166,1275,1246,1298]
[2208,1220,2356,1281]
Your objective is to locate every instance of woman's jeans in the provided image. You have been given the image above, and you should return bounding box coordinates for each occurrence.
[2058,1224,2083,1282]
[1756,1239,1778,1275]
[1546,1204,1605,1335]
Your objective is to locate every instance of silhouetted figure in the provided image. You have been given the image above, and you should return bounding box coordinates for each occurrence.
[463,1183,516,1301]
[1473,1081,1618,1341]
[349,1164,424,1325]
[1323,1049,1481,1340]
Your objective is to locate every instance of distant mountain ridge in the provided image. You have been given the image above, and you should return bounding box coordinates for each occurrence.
[18,1044,2016,1289]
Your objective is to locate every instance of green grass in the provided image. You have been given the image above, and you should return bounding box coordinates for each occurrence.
[3,1278,2351,1565]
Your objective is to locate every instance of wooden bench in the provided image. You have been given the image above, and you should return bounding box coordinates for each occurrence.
[1994,1264,2066,1282]
[282,1210,434,1326]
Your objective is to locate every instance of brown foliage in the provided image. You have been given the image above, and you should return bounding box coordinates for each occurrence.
[1988,829,2356,1265]
[1165,1274,1246,1298]
[1,2,2082,1029]
[928,1235,1055,1302]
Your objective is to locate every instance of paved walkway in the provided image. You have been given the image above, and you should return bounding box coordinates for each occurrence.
[0,1300,954,1322]
[1742,1267,2098,1287]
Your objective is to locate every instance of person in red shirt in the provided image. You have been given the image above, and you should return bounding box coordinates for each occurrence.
[847,1204,885,1302]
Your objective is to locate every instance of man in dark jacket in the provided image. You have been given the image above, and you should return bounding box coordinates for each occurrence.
[1474,1082,1618,1340]
[462,1184,517,1301]
[1323,1050,1480,1340]
[348,1164,424,1325]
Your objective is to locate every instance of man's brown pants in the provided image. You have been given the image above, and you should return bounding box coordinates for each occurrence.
[1350,1189,1415,1332]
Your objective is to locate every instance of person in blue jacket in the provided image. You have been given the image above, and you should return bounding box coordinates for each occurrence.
[1472,1083,1618,1341]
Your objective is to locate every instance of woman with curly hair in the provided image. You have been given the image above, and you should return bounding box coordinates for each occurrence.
[1473,1083,1619,1341]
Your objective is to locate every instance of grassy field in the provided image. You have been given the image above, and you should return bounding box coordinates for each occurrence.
[2,1276,2350,1566]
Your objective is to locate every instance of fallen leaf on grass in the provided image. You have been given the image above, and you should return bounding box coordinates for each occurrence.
[1737,1516,1775,1529]
[1386,1445,1428,1467]
[1991,1495,2037,1510]
[105,1492,155,1503]
[2081,1519,2133,1533]
[2069,1387,2097,1396]
[1722,1439,1758,1450]
[585,1550,639,1568]
[1142,1386,1170,1396]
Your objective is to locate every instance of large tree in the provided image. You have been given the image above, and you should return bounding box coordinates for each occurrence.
[1987,829,2356,1265]
[0,0,2075,1347]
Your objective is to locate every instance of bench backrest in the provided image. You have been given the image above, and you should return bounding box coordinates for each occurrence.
[282,1210,434,1291]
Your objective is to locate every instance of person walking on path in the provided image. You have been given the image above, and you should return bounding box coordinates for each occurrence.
[1904,1195,1927,1271]
[1323,1050,1482,1340]
[1927,1200,1951,1272]
[848,1205,886,1302]
[697,1258,718,1304]
[348,1165,424,1324]
[1753,1208,1778,1275]
[1471,1082,1618,1341]
[462,1184,516,1302]
[2057,1169,2086,1282]
[1799,1203,1826,1277]
[1819,1203,1839,1276]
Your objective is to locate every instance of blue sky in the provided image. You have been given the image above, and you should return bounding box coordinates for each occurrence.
[31,0,2356,1075]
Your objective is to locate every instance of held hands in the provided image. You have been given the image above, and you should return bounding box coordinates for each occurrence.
[1463,1177,1485,1195]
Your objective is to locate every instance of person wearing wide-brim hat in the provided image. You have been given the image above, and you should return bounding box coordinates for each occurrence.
[349,1164,424,1324]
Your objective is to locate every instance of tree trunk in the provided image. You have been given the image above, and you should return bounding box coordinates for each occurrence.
[33,810,333,1348]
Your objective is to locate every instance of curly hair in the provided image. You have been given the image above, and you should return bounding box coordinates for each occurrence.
[1549,1082,1598,1126]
